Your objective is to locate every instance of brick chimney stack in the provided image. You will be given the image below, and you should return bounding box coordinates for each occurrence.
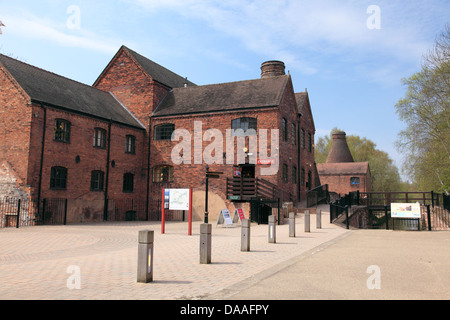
[261,61,285,78]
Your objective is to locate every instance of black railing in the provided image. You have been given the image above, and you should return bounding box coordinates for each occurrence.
[307,184,330,207]
[1,197,166,228]
[0,198,39,228]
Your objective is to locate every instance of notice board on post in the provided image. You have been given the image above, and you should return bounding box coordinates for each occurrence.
[391,203,421,219]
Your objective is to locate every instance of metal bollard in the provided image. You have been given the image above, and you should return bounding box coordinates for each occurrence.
[241,219,251,252]
[137,230,154,283]
[305,210,310,233]
[289,212,296,237]
[316,209,322,229]
[268,215,276,243]
[200,224,212,264]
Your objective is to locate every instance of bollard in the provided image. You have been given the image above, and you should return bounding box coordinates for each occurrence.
[268,215,276,243]
[137,230,154,283]
[200,224,212,264]
[304,210,310,233]
[289,212,296,237]
[316,209,322,229]
[241,219,251,252]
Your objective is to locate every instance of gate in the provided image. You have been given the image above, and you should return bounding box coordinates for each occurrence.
[250,198,280,225]
[41,199,67,225]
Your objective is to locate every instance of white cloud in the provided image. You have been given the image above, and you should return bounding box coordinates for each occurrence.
[123,0,444,78]
[3,12,121,54]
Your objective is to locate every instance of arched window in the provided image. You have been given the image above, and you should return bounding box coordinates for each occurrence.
[126,135,136,154]
[154,124,175,140]
[50,166,67,190]
[153,166,174,183]
[93,128,107,149]
[231,117,257,136]
[123,173,134,193]
[90,170,104,191]
[54,119,71,143]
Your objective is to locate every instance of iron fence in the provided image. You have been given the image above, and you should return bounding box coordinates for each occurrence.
[0,198,39,228]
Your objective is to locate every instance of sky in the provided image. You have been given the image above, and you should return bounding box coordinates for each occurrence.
[0,0,449,179]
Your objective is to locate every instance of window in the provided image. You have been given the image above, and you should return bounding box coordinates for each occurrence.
[126,135,136,154]
[153,166,174,183]
[54,119,71,143]
[93,128,107,149]
[351,177,361,185]
[282,164,288,183]
[291,123,296,145]
[292,166,297,184]
[301,168,305,186]
[231,117,257,135]
[308,133,312,152]
[123,173,134,193]
[90,171,104,191]
[50,167,67,190]
[154,124,175,140]
[282,118,288,141]
[301,129,305,149]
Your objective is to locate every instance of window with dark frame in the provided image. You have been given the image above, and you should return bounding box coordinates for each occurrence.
[153,166,174,183]
[282,164,288,183]
[282,118,288,141]
[123,173,134,193]
[54,119,71,143]
[154,124,175,141]
[308,133,312,152]
[231,117,257,135]
[50,166,67,190]
[126,135,136,154]
[291,123,296,145]
[301,168,305,186]
[292,166,297,184]
[90,170,104,191]
[351,177,361,185]
[93,128,107,149]
[301,129,305,149]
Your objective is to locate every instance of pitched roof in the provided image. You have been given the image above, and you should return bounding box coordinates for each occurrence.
[295,91,316,131]
[122,46,196,89]
[0,54,144,129]
[317,162,370,175]
[152,75,289,117]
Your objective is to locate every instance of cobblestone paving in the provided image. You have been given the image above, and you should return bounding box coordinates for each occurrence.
[0,208,349,300]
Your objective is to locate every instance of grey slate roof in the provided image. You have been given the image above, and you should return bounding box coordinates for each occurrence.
[0,54,144,129]
[317,162,370,175]
[123,46,196,89]
[153,75,289,117]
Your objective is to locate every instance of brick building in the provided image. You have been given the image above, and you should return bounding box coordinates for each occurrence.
[317,131,371,198]
[0,46,320,223]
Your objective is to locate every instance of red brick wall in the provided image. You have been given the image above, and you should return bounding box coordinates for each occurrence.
[299,95,318,200]
[27,106,146,202]
[319,173,371,197]
[0,65,33,194]
[94,49,170,129]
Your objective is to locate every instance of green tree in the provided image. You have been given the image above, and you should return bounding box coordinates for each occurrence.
[395,26,450,194]
[315,128,402,192]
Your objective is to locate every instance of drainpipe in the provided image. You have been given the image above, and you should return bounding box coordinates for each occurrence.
[145,120,152,220]
[103,119,112,221]
[297,113,302,202]
[37,104,47,218]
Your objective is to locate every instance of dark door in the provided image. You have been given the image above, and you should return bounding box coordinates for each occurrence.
[240,164,255,178]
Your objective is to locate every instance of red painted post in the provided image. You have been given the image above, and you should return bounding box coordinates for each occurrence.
[161,188,165,234]
[188,189,193,236]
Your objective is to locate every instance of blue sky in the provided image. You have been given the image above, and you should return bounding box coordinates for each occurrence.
[1,0,449,177]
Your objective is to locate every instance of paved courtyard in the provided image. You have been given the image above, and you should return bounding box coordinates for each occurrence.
[0,206,349,300]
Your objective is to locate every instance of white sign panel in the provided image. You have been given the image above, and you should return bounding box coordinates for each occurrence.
[169,189,190,210]
[391,203,421,219]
